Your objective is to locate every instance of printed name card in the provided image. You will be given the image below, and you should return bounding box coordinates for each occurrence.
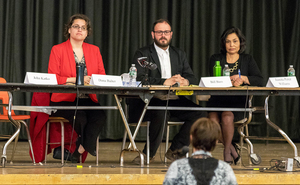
[199,76,232,87]
[266,77,299,88]
[90,74,123,86]
[24,72,57,85]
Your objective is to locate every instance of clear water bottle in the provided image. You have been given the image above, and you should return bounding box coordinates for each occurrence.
[213,61,222,76]
[287,65,295,76]
[223,64,230,76]
[129,64,137,86]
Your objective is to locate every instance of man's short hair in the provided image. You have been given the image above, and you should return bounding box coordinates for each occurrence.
[190,118,221,152]
[152,19,172,31]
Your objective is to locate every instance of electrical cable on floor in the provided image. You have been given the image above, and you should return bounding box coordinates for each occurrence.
[237,85,253,168]
[239,85,249,168]
[158,85,172,163]
[62,84,80,165]
[257,159,300,173]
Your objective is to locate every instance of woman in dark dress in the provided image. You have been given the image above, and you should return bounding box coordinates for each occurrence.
[208,27,263,164]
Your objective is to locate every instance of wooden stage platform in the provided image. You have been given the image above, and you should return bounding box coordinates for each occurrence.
[1,141,300,185]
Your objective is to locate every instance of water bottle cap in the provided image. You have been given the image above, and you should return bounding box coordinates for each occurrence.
[290,65,293,68]
[132,64,135,66]
[224,64,228,67]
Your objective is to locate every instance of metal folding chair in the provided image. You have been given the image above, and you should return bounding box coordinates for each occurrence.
[0,77,36,167]
[45,117,100,165]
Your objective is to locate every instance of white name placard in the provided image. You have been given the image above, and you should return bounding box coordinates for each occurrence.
[199,76,232,87]
[24,72,57,85]
[90,74,123,86]
[266,76,299,88]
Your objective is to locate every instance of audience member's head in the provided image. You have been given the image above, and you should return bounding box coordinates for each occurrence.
[190,118,221,152]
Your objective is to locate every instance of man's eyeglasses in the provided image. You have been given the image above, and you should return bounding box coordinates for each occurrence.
[153,30,172,36]
[71,25,87,31]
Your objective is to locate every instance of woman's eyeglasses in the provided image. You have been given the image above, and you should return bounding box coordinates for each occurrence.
[71,25,87,31]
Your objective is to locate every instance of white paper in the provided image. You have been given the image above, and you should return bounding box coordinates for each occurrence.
[266,76,299,88]
[199,76,232,87]
[90,74,123,86]
[24,72,57,85]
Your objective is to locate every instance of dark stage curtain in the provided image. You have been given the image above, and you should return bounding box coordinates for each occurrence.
[0,0,299,142]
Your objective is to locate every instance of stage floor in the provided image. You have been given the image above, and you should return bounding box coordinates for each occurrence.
[1,141,300,184]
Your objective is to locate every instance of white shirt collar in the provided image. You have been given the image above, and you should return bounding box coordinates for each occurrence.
[154,42,169,56]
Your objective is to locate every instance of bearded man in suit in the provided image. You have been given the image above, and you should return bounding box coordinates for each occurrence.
[130,19,207,164]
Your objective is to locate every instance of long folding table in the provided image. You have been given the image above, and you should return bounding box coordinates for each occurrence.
[0,83,300,167]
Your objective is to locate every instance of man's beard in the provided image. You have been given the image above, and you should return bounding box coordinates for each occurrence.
[153,36,171,48]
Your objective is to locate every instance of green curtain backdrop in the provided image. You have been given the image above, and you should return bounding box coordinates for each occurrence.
[0,0,299,141]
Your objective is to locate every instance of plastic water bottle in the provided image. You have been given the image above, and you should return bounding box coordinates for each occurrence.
[129,64,137,86]
[213,61,222,76]
[287,65,295,76]
[223,64,230,76]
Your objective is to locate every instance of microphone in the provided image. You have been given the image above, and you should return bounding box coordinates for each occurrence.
[147,62,157,70]
[137,57,157,70]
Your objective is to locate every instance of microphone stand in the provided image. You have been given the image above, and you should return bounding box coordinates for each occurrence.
[141,68,151,86]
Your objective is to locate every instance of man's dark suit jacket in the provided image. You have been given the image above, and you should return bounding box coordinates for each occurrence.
[128,43,198,123]
[132,43,198,85]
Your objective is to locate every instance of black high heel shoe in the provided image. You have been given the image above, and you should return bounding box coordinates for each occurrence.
[231,142,241,165]
[71,140,82,163]
[232,142,241,153]
[232,154,240,165]
[71,150,81,163]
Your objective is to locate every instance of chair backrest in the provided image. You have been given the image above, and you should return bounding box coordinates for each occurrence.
[0,77,15,116]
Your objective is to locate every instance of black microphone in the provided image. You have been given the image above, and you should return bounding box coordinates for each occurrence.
[137,57,157,70]
[146,61,157,70]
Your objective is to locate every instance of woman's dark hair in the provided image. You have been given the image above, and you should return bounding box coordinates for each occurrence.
[220,26,246,54]
[190,118,221,152]
[152,18,172,31]
[64,14,92,40]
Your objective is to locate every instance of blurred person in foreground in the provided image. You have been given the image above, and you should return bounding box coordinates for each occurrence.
[163,118,237,185]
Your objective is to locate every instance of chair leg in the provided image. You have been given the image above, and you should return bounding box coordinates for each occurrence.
[45,121,50,164]
[146,122,150,165]
[59,121,64,165]
[239,126,243,165]
[164,125,170,163]
[10,123,20,164]
[122,129,128,150]
[245,124,251,164]
[19,120,36,164]
[96,135,99,166]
